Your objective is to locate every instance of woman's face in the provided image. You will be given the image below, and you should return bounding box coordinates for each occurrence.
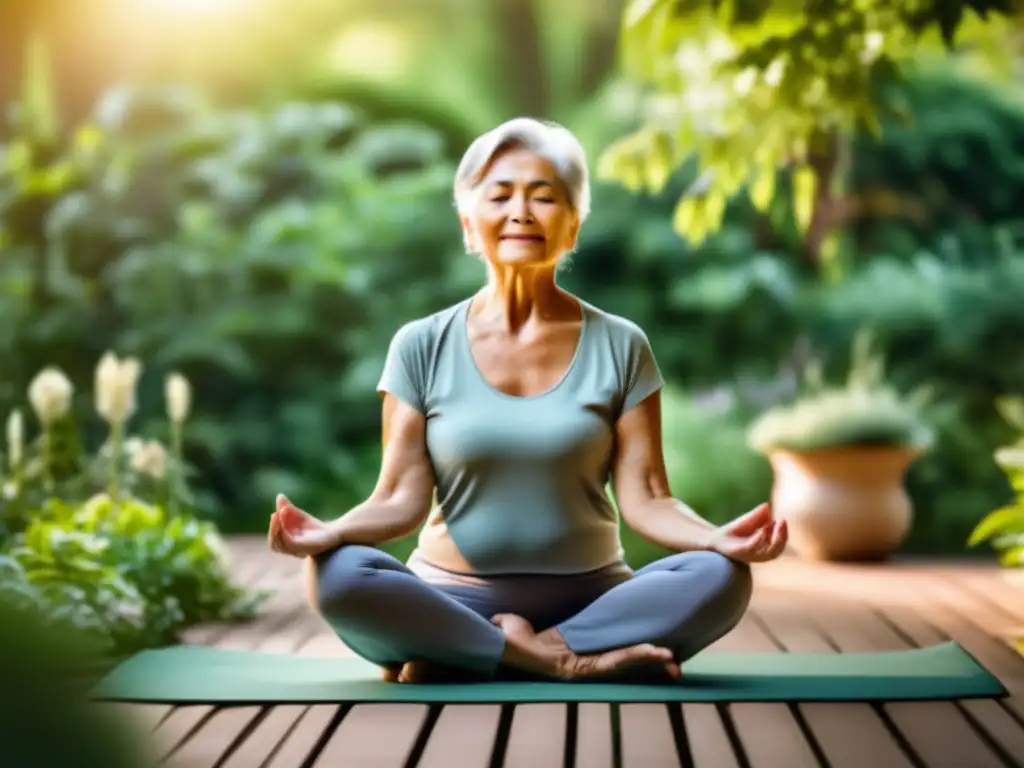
[462,146,579,268]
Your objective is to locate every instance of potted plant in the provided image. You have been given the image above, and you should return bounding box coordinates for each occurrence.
[968,397,1024,586]
[747,333,935,562]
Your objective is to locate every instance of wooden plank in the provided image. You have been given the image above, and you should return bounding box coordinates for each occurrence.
[218,706,310,768]
[181,558,297,646]
[801,704,913,768]
[313,703,430,767]
[152,706,217,763]
[790,565,1008,768]
[575,704,614,768]
[755,597,915,768]
[681,705,741,768]
[924,569,1024,670]
[883,701,1007,768]
[262,705,342,768]
[168,630,347,762]
[162,707,264,768]
[940,567,1023,633]
[503,704,567,768]
[866,569,1024,766]
[729,703,819,768]
[808,563,1024,718]
[721,599,821,768]
[416,705,503,768]
[154,560,318,766]
[620,704,681,767]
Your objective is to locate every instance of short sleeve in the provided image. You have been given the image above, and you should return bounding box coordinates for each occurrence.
[376,321,429,414]
[621,325,665,416]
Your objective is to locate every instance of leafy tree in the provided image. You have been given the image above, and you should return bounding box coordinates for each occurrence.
[1,0,629,145]
[599,0,1022,273]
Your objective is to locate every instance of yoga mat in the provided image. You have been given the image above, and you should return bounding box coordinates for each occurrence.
[90,641,1005,704]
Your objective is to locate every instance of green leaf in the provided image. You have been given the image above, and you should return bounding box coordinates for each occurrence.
[995,397,1024,431]
[968,504,1024,547]
[673,196,701,240]
[644,131,676,193]
[623,0,668,30]
[999,545,1024,567]
[792,163,817,232]
[749,166,776,211]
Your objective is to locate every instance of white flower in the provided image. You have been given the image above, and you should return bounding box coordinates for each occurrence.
[165,372,191,424]
[130,439,167,480]
[6,409,23,471]
[27,367,73,425]
[95,352,143,425]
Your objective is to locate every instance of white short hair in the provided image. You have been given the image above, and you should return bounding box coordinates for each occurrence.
[453,118,591,223]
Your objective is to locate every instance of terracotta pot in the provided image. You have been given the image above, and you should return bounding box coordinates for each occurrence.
[768,445,919,562]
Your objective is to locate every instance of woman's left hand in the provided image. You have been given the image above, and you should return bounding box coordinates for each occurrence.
[708,502,788,564]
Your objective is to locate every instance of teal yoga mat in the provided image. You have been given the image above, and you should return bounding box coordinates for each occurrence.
[90,641,1005,704]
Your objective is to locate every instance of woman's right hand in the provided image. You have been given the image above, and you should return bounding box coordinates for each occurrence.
[268,494,339,558]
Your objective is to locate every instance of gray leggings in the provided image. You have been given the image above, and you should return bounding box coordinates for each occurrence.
[312,545,753,678]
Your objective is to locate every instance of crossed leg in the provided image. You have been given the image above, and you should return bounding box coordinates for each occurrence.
[307,545,753,680]
[551,549,753,662]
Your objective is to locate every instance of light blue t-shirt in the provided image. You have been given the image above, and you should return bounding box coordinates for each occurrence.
[376,296,665,576]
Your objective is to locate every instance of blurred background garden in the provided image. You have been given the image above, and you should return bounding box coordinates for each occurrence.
[1,0,1024,659]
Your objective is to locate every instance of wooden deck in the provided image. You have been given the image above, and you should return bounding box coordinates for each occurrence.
[100,536,1024,768]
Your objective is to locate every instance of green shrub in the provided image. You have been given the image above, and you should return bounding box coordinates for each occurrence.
[2,494,258,654]
[968,397,1024,569]
[747,332,935,454]
[0,353,263,656]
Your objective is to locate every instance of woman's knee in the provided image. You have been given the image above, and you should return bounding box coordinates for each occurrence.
[688,550,753,609]
[307,544,381,619]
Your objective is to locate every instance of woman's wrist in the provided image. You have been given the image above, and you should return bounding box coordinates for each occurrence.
[325,518,348,547]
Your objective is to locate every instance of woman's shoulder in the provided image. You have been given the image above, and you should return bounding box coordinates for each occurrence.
[581,299,653,345]
[388,298,470,351]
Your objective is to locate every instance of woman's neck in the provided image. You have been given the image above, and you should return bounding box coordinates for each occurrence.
[473,265,573,335]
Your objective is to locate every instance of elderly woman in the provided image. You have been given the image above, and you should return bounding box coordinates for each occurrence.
[267,117,788,683]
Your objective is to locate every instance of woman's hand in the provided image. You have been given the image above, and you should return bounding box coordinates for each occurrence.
[268,494,339,558]
[709,502,788,564]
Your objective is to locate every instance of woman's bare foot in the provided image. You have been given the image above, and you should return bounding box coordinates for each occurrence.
[491,613,681,681]
[381,661,483,683]
[397,661,481,684]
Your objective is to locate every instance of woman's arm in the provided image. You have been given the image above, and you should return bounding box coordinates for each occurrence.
[610,391,720,552]
[326,393,436,546]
